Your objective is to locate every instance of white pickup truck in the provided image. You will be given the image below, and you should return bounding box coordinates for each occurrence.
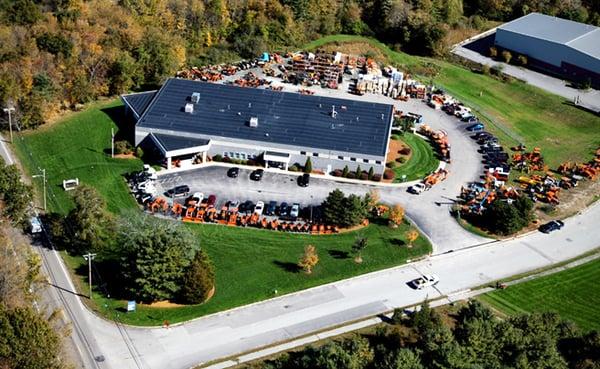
[409,274,440,290]
[408,183,430,195]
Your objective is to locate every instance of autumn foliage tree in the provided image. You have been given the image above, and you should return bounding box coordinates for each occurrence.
[298,245,319,274]
[389,204,405,227]
[406,229,419,247]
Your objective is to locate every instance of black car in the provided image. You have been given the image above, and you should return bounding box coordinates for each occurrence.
[539,220,565,233]
[266,201,277,216]
[472,132,492,140]
[250,169,264,181]
[239,200,255,214]
[166,185,190,197]
[279,202,289,217]
[298,173,310,187]
[227,167,239,178]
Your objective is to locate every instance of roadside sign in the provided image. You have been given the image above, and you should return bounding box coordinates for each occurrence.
[127,300,136,312]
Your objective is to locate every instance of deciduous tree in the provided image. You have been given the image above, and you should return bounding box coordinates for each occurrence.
[67,184,114,253]
[405,229,419,247]
[389,204,405,226]
[298,244,318,274]
[352,236,368,263]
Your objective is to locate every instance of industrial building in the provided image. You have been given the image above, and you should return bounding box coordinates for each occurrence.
[122,78,394,174]
[494,12,600,87]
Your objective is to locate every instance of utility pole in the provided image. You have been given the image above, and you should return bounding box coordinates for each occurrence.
[32,168,46,212]
[83,253,97,299]
[111,128,115,158]
[2,107,15,143]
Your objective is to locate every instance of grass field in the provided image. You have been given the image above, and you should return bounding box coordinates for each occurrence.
[305,35,600,168]
[14,101,431,326]
[392,134,439,182]
[478,258,600,332]
[13,99,141,214]
[64,219,430,326]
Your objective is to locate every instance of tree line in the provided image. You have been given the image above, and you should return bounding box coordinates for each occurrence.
[2,0,599,131]
[250,300,600,369]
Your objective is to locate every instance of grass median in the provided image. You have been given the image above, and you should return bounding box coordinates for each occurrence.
[14,100,431,326]
[390,134,439,182]
[478,258,600,332]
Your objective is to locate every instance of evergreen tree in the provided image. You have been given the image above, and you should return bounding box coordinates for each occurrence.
[180,250,215,304]
[304,157,312,173]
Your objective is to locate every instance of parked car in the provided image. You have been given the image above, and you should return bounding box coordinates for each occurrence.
[466,123,485,132]
[408,274,440,290]
[298,173,310,187]
[290,203,300,218]
[227,200,240,212]
[166,185,190,197]
[254,201,265,215]
[463,116,479,123]
[408,183,429,194]
[191,192,204,204]
[266,201,277,216]
[539,220,564,233]
[239,200,255,214]
[206,195,217,208]
[279,202,289,216]
[472,131,493,141]
[250,169,264,181]
[227,167,239,178]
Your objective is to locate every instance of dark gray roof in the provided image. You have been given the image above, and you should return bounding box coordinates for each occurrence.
[151,133,210,153]
[499,12,598,45]
[136,78,393,157]
[122,91,157,117]
[265,151,290,158]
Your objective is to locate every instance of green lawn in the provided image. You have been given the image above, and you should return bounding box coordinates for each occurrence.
[392,134,439,182]
[14,100,431,326]
[13,99,141,214]
[478,258,600,332]
[305,35,600,168]
[64,219,430,326]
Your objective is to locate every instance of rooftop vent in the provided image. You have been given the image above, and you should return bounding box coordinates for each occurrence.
[191,92,201,104]
[185,103,194,113]
[331,105,337,119]
[249,117,259,127]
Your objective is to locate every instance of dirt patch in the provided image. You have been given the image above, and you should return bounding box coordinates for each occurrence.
[315,42,388,64]
[145,300,187,308]
[114,153,136,159]
[386,138,412,163]
[536,179,600,222]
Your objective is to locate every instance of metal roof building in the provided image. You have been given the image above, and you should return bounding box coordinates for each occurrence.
[122,78,394,173]
[495,12,600,82]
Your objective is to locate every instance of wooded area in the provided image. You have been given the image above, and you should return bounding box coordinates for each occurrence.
[250,301,600,369]
[1,0,599,130]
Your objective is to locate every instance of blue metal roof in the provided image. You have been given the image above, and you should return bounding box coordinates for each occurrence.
[122,91,157,117]
[135,78,393,157]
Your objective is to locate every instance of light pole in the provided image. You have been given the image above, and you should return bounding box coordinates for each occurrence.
[32,168,46,212]
[3,107,15,143]
[111,127,115,158]
[83,253,97,299]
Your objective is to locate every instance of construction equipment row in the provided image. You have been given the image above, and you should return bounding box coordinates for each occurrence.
[418,125,451,162]
[146,197,340,235]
